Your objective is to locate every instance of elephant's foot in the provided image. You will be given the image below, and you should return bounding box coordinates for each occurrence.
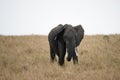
[58,60,64,66]
[73,56,78,64]
[73,60,78,64]
[66,56,72,62]
[50,57,57,63]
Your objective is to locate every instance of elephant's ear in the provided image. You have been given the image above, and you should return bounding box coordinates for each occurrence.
[74,24,84,34]
[48,24,65,40]
[74,24,84,46]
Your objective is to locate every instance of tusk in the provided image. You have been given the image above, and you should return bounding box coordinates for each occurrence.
[75,47,78,56]
[66,48,68,57]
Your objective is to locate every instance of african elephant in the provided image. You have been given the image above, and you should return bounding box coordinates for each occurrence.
[48,24,84,66]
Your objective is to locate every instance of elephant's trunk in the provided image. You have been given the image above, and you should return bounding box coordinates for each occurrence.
[66,48,72,61]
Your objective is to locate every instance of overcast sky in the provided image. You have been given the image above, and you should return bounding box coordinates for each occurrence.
[0,0,120,35]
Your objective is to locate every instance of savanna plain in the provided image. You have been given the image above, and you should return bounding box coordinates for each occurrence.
[0,34,120,80]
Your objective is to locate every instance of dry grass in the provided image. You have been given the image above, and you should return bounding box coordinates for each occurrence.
[0,34,120,80]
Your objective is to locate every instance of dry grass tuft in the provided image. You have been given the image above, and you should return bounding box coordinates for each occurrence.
[0,34,120,80]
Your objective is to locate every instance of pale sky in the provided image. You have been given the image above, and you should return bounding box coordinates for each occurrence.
[0,0,120,35]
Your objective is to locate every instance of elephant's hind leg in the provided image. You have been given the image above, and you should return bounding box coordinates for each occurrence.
[50,45,56,62]
[58,41,66,66]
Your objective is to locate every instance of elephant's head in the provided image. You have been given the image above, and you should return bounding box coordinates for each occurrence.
[61,24,75,64]
[63,24,84,64]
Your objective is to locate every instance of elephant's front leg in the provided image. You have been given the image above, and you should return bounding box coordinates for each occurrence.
[58,41,66,66]
[73,47,78,64]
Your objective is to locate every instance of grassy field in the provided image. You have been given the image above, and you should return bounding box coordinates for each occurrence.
[0,34,120,80]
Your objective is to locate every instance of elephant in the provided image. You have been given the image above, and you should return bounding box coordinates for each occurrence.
[48,24,84,66]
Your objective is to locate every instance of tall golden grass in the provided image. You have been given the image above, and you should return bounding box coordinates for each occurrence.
[0,34,120,80]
